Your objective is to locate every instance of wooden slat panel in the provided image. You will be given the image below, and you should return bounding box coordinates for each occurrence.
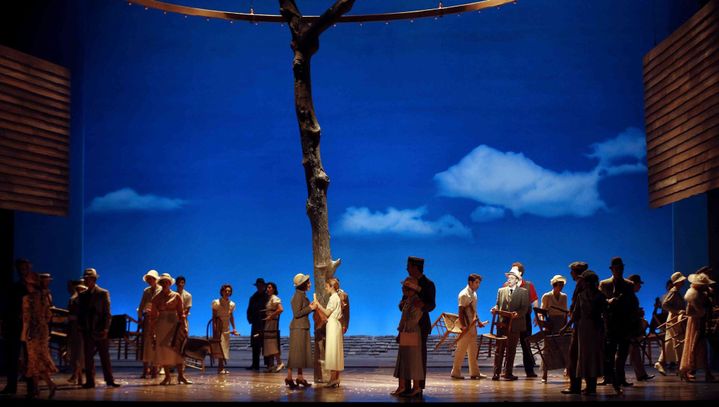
[0,44,69,79]
[0,55,70,88]
[0,152,68,178]
[0,84,69,116]
[0,143,69,169]
[0,97,69,129]
[0,200,66,216]
[0,117,69,145]
[0,65,69,97]
[0,182,68,201]
[0,136,68,161]
[0,74,69,104]
[644,0,719,208]
[0,173,69,194]
[643,0,718,69]
[0,161,67,186]
[2,129,69,154]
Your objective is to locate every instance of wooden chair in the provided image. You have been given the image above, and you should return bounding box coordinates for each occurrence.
[477,309,515,359]
[206,317,224,368]
[431,312,463,351]
[183,337,210,371]
[108,314,141,360]
[49,306,69,366]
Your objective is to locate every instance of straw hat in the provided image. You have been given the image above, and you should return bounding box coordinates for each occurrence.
[670,271,687,285]
[143,269,160,283]
[83,268,99,279]
[505,266,522,280]
[293,273,310,287]
[402,277,422,292]
[158,273,175,286]
[550,274,567,285]
[688,273,715,286]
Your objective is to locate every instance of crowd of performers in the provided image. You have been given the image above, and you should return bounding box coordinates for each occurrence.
[0,256,717,399]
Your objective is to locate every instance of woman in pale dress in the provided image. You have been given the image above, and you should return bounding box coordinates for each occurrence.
[21,272,58,399]
[263,282,284,372]
[539,274,569,382]
[212,284,238,374]
[66,280,87,386]
[679,272,716,382]
[313,278,344,387]
[656,271,687,375]
[151,273,190,385]
[391,277,423,398]
[138,269,161,378]
[285,274,314,388]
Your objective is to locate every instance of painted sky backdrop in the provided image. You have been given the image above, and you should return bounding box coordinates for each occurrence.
[79,0,690,335]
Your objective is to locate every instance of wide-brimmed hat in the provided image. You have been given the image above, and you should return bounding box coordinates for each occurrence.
[401,277,421,292]
[568,261,588,272]
[505,266,522,280]
[158,273,175,286]
[628,274,644,285]
[39,273,53,280]
[76,284,88,291]
[670,271,687,285]
[83,268,99,279]
[688,273,715,286]
[253,278,266,287]
[550,274,567,285]
[143,269,160,283]
[293,273,310,287]
[610,256,624,268]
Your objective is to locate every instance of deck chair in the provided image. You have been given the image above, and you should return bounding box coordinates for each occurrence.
[477,309,515,359]
[184,337,210,371]
[431,312,463,351]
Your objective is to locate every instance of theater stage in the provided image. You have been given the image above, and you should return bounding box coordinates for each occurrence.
[1,366,717,404]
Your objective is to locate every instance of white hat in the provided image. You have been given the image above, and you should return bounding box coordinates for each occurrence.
[550,274,567,285]
[158,273,175,286]
[688,273,715,286]
[143,269,160,283]
[670,271,687,285]
[505,266,522,280]
[293,273,310,287]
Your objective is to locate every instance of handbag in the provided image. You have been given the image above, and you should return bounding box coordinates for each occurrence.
[398,331,420,347]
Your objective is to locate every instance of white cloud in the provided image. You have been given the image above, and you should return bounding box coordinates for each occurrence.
[433,128,648,221]
[588,127,647,176]
[87,188,187,213]
[470,205,506,222]
[336,206,472,238]
[434,145,605,218]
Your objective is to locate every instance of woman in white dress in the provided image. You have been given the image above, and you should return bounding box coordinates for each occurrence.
[314,278,344,387]
[138,269,161,378]
[263,282,284,372]
[212,284,238,374]
[150,273,190,385]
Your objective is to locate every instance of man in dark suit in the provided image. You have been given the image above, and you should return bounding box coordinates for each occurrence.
[246,278,270,370]
[492,266,529,380]
[598,256,639,394]
[400,256,435,394]
[78,268,120,388]
[561,260,589,394]
[503,261,539,377]
[0,259,33,396]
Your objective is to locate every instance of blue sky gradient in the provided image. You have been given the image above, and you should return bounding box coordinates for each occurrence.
[79,0,687,335]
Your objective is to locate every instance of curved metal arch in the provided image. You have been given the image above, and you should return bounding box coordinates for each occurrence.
[127,0,517,23]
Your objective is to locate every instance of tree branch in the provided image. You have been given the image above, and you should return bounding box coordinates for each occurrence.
[279,0,302,37]
[304,0,356,40]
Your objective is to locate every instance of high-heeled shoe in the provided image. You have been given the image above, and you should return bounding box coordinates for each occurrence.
[284,378,299,389]
[295,378,312,388]
[178,376,193,385]
[324,380,340,388]
[679,372,695,382]
[400,388,423,398]
[390,387,405,396]
[160,375,173,385]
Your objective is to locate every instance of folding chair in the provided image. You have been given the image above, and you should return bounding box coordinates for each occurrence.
[477,309,515,359]
[431,312,462,351]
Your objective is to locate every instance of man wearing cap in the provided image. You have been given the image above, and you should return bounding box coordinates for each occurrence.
[246,277,270,371]
[501,262,539,377]
[1,259,34,395]
[138,269,161,378]
[401,256,436,393]
[451,273,485,380]
[78,268,120,388]
[562,261,588,393]
[492,266,529,381]
[626,274,655,382]
[598,256,639,392]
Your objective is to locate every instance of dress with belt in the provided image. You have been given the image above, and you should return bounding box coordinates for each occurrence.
[324,292,344,371]
[152,290,185,366]
[212,298,236,360]
[263,295,282,356]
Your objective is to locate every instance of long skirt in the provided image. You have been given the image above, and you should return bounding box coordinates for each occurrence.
[68,320,84,371]
[287,328,312,368]
[394,332,423,380]
[214,317,231,360]
[680,315,706,372]
[141,315,155,363]
[263,319,280,357]
[575,319,603,378]
[25,335,58,377]
[663,313,684,364]
[325,318,344,371]
[155,311,183,366]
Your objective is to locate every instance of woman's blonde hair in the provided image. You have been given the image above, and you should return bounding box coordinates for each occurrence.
[326,278,340,291]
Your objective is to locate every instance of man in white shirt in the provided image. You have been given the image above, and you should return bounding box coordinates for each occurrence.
[451,274,486,379]
[175,276,192,317]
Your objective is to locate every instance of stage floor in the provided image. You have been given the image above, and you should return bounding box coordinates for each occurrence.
[1,366,717,403]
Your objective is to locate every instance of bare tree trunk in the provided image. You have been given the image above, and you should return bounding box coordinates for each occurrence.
[279,0,354,304]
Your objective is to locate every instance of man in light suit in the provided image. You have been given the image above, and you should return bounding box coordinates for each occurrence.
[78,268,120,388]
[492,266,529,381]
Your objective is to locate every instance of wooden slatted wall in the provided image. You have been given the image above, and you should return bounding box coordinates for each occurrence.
[644,0,719,208]
[0,44,70,216]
